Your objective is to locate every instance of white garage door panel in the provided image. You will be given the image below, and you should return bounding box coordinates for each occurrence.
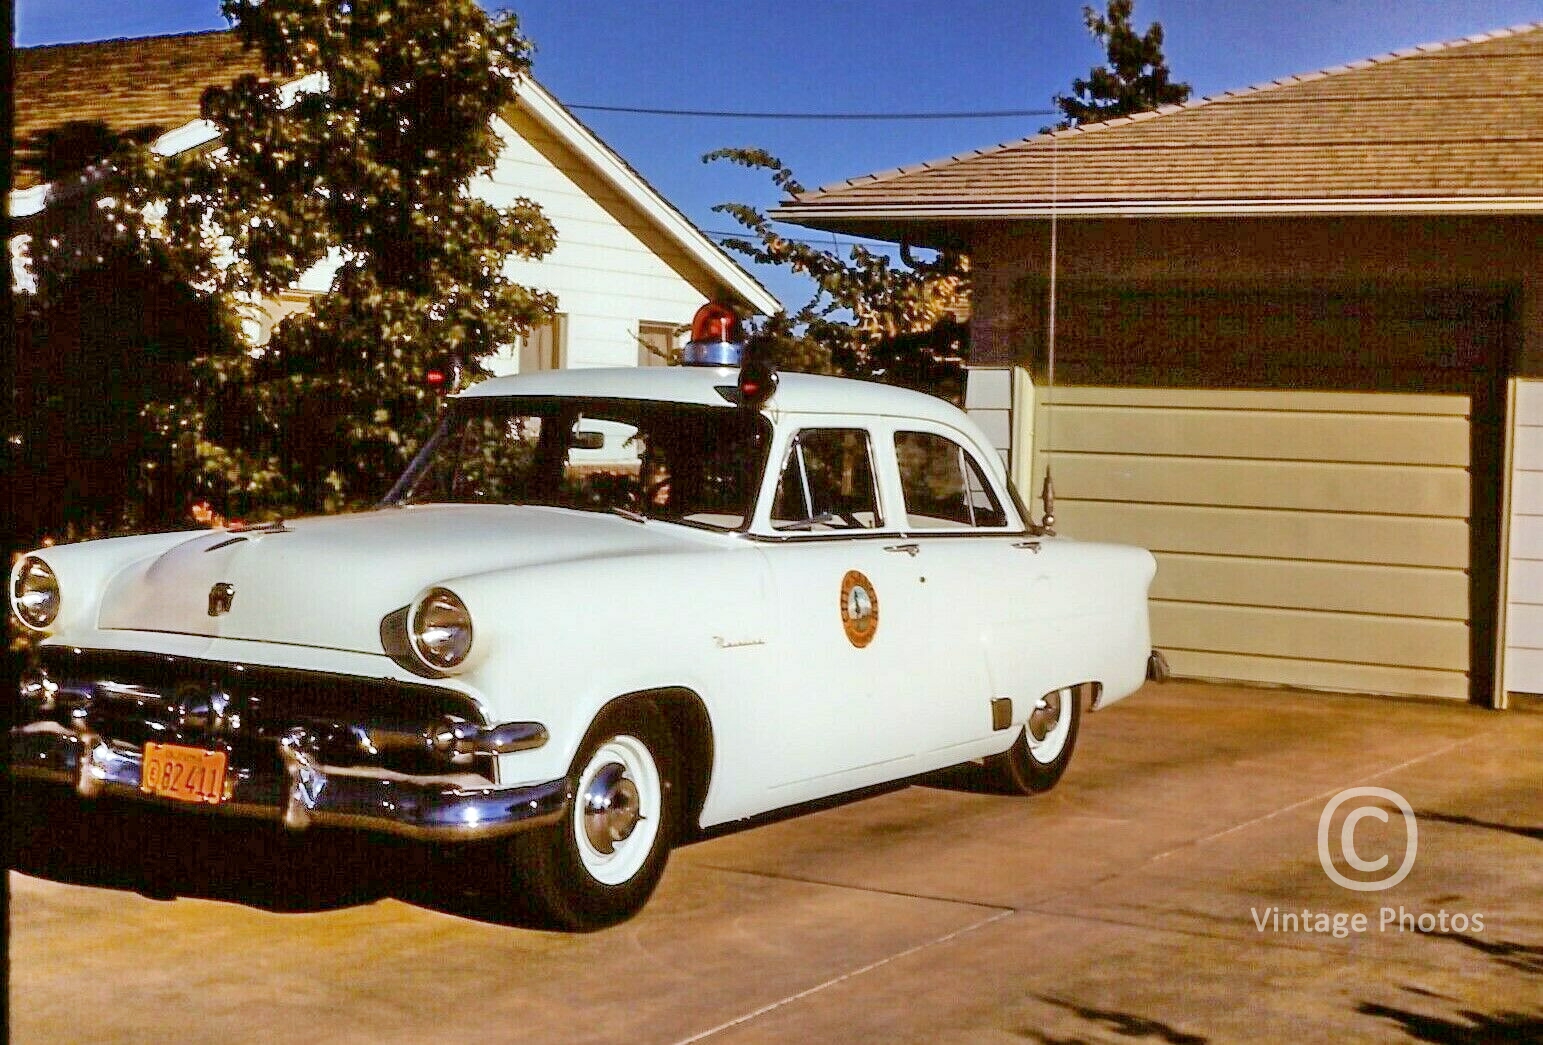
[1046,405,1471,466]
[1153,603,1469,672]
[1152,553,1467,620]
[1167,651,1468,701]
[1506,603,1543,646]
[1053,454,1467,517]
[1040,385,1469,416]
[1513,473,1543,513]
[1509,560,1543,598]
[1510,519,1543,560]
[1515,426,1543,469]
[1505,379,1543,694]
[1061,500,1469,570]
[1505,650,1543,693]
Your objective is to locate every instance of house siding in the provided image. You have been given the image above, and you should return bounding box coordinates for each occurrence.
[1506,379,1543,693]
[477,108,740,374]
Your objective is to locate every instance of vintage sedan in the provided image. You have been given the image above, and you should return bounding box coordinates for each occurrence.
[11,321,1157,928]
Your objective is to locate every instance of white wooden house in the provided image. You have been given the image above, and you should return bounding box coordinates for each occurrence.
[12,31,779,370]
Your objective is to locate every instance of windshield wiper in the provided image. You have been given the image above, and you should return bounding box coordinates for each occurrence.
[610,506,648,524]
[774,511,835,532]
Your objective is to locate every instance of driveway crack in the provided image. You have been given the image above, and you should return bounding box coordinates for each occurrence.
[670,906,1013,1044]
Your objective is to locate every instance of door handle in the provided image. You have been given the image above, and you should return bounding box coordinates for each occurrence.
[884,543,920,557]
[1013,540,1042,554]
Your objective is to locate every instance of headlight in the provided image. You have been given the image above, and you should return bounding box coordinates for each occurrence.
[410,588,473,671]
[12,557,61,631]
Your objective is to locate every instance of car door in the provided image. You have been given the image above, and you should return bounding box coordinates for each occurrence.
[886,423,1036,765]
[751,424,938,799]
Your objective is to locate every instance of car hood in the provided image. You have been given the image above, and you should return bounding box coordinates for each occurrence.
[97,505,697,652]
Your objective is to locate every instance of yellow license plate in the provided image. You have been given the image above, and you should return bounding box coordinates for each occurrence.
[141,743,228,805]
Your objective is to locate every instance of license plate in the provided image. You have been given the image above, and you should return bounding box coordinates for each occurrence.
[141,743,228,805]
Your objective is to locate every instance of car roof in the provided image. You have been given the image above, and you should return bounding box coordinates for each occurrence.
[458,366,971,428]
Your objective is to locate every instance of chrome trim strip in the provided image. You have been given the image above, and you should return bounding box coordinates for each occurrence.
[746,528,1035,545]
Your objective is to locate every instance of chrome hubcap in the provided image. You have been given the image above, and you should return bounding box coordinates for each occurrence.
[1025,687,1074,765]
[1027,691,1061,744]
[574,733,662,885]
[582,762,642,855]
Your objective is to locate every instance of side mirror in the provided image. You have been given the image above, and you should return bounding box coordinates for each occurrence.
[571,429,606,451]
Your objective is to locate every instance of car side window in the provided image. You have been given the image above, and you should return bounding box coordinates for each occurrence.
[894,431,1008,529]
[771,429,883,531]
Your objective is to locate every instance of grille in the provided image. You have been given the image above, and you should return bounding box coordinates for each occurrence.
[34,647,492,778]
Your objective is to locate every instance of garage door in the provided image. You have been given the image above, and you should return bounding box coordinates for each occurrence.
[1019,289,1508,702]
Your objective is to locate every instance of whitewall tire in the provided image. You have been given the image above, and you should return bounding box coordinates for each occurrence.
[983,686,1082,795]
[512,702,675,930]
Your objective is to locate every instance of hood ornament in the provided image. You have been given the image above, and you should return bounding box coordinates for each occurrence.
[208,582,236,617]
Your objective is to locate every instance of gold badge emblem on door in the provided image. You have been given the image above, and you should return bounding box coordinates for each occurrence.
[840,570,879,648]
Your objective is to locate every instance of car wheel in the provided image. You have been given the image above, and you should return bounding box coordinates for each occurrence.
[983,686,1082,795]
[513,702,674,930]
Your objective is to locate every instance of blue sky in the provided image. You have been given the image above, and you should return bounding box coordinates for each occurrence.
[18,1,1543,311]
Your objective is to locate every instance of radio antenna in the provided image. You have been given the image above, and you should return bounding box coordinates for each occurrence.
[1038,132,1059,535]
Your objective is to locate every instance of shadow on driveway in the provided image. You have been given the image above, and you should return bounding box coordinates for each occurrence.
[6,780,558,929]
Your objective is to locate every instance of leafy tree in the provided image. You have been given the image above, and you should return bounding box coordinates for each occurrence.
[11,242,241,542]
[704,148,968,401]
[8,124,242,542]
[128,0,557,519]
[1052,0,1190,128]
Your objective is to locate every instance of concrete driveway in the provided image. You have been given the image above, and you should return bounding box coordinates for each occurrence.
[8,682,1541,1043]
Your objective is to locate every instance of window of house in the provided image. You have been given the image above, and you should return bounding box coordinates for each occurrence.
[894,431,1008,529]
[519,313,568,373]
[637,320,679,367]
[770,429,883,531]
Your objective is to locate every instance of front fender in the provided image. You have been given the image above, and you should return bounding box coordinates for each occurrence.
[13,530,209,638]
[442,543,773,786]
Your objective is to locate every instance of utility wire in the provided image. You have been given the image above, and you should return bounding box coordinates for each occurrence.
[704,229,890,245]
[703,229,930,252]
[566,103,1057,120]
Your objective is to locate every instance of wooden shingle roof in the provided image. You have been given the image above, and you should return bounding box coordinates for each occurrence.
[775,23,1543,226]
[15,31,262,190]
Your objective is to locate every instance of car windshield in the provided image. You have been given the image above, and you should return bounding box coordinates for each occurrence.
[386,397,773,531]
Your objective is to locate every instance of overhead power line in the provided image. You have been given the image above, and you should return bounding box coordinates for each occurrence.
[703,229,913,249]
[566,103,1057,120]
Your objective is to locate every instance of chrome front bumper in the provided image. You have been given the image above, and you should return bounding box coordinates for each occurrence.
[11,722,570,841]
[11,653,571,842]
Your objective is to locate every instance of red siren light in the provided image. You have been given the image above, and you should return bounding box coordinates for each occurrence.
[691,302,742,345]
[683,302,746,366]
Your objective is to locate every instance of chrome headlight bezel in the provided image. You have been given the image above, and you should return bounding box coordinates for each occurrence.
[12,556,61,631]
[409,587,474,672]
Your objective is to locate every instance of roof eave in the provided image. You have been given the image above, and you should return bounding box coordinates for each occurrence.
[507,77,781,316]
[773,197,1543,227]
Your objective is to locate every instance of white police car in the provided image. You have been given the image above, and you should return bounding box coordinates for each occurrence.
[11,305,1157,928]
